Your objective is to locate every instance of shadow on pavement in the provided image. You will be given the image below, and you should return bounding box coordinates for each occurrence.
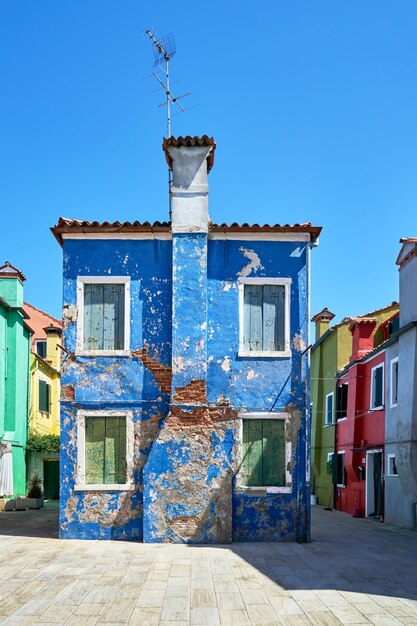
[0,500,59,539]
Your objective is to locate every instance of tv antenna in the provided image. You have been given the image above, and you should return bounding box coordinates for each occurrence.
[145,29,191,138]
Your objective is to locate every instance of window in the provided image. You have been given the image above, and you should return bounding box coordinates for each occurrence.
[75,410,134,491]
[387,453,398,476]
[390,358,398,408]
[336,383,348,421]
[35,340,47,359]
[370,364,384,410]
[325,392,334,425]
[332,451,346,487]
[239,413,290,491]
[77,277,130,355]
[38,380,51,413]
[238,278,291,356]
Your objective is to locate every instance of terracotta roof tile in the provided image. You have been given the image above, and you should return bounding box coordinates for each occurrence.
[51,217,322,246]
[162,135,216,172]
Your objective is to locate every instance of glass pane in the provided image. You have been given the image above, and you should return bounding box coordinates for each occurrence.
[83,284,125,350]
[85,415,126,485]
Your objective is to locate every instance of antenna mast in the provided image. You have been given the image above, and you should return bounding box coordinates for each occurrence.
[145,29,191,217]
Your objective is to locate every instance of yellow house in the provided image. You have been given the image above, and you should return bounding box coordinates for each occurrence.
[24,303,61,499]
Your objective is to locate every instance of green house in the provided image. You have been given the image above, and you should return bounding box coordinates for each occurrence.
[0,262,32,496]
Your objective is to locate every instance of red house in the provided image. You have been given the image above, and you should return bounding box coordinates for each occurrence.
[334,318,386,519]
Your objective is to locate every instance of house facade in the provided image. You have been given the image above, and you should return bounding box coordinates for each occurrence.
[384,238,417,529]
[53,135,321,542]
[310,302,398,508]
[24,303,61,500]
[0,262,32,497]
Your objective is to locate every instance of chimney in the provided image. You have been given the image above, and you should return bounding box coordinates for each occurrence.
[163,136,216,403]
[0,261,26,308]
[311,307,335,342]
[44,325,62,371]
[349,318,376,362]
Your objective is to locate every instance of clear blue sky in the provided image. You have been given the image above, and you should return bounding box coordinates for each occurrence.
[1,1,416,323]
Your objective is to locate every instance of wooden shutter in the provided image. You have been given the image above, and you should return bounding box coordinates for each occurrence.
[262,285,285,351]
[39,380,48,412]
[45,383,51,413]
[262,419,285,486]
[242,420,263,486]
[85,415,126,485]
[331,454,338,485]
[326,394,333,424]
[84,284,125,350]
[85,416,106,484]
[374,367,383,407]
[244,286,262,352]
[104,416,126,484]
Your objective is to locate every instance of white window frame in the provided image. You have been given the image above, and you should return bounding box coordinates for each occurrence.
[76,276,131,356]
[337,450,346,488]
[238,277,291,358]
[370,363,384,411]
[35,339,47,358]
[75,410,135,491]
[390,357,398,408]
[325,391,334,426]
[386,453,398,477]
[236,411,292,493]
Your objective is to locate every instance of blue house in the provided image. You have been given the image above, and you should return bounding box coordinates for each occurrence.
[52,135,321,542]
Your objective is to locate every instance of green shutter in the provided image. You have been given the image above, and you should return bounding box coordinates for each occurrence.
[85,416,106,484]
[242,420,263,486]
[331,454,338,485]
[39,380,48,412]
[84,283,125,350]
[45,383,51,413]
[262,419,285,486]
[262,285,285,351]
[374,367,383,407]
[85,415,126,485]
[244,285,262,352]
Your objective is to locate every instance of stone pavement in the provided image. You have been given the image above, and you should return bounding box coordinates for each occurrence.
[0,502,416,625]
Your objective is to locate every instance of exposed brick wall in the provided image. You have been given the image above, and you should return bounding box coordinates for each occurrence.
[173,379,207,404]
[132,348,172,395]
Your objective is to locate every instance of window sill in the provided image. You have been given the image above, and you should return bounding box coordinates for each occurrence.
[238,350,291,358]
[75,350,130,357]
[390,403,398,409]
[324,423,334,428]
[238,486,292,494]
[336,484,346,488]
[337,417,347,422]
[386,473,399,478]
[370,405,384,411]
[74,483,135,492]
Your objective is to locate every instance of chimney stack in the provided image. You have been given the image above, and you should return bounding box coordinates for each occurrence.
[311,308,335,342]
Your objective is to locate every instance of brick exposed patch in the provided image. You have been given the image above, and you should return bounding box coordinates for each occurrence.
[132,347,172,395]
[173,379,207,404]
[61,384,75,401]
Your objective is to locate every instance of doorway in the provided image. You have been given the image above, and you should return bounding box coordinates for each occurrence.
[43,460,59,500]
[365,450,383,518]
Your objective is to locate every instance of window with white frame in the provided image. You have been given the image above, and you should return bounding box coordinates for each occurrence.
[332,451,346,487]
[325,391,334,425]
[76,277,130,354]
[387,453,398,476]
[336,383,348,421]
[390,358,398,408]
[239,412,291,491]
[238,278,291,356]
[35,340,47,359]
[75,410,134,491]
[370,363,384,410]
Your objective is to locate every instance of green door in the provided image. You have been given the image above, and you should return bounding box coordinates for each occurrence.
[43,460,60,499]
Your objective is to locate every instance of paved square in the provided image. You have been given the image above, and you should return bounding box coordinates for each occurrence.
[0,503,416,624]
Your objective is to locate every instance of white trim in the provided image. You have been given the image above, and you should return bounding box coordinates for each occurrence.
[337,382,348,421]
[325,391,334,426]
[386,453,398,477]
[63,232,172,240]
[360,348,386,366]
[75,409,135,492]
[336,450,346,488]
[209,232,311,242]
[34,339,47,356]
[327,452,333,463]
[236,411,292,493]
[370,363,384,411]
[238,278,291,358]
[390,357,398,408]
[76,276,131,356]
